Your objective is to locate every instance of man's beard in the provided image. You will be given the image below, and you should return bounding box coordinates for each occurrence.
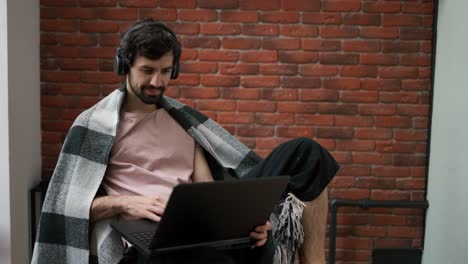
[128,73,165,105]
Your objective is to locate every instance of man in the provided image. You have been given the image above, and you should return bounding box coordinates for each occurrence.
[32,19,338,264]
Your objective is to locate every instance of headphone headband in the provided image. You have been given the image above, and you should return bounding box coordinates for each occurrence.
[113,20,180,79]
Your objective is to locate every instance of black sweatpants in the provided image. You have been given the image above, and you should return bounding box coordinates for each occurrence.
[127,138,338,264]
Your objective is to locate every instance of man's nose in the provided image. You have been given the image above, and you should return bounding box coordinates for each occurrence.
[150,73,162,87]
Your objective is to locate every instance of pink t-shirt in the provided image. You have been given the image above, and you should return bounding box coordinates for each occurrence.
[102,108,195,202]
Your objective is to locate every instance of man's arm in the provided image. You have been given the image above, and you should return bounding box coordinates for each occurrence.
[90,195,166,223]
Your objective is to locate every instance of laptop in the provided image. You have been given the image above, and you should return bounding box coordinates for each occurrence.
[111,176,289,256]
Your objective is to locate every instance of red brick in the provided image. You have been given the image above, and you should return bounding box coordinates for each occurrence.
[259,64,297,75]
[279,51,318,63]
[276,126,313,138]
[240,51,278,63]
[400,55,431,66]
[375,116,411,128]
[219,63,259,75]
[302,12,341,24]
[374,239,412,248]
[388,226,422,238]
[413,117,428,129]
[220,11,258,22]
[383,41,420,53]
[300,89,339,101]
[78,47,115,58]
[217,113,254,124]
[323,0,361,12]
[42,71,80,82]
[400,28,432,40]
[180,87,219,99]
[320,53,359,65]
[97,8,136,20]
[119,0,157,7]
[41,20,78,32]
[179,9,218,22]
[352,153,392,165]
[379,66,419,79]
[180,49,198,60]
[331,189,370,200]
[383,15,421,26]
[263,38,301,50]
[182,37,220,48]
[59,83,100,96]
[340,66,378,77]
[320,27,360,38]
[398,105,429,116]
[222,38,260,49]
[196,100,236,111]
[402,80,430,91]
[300,64,338,76]
[393,154,427,166]
[361,27,399,39]
[57,34,97,46]
[201,75,240,87]
[79,0,116,7]
[170,24,201,36]
[359,104,397,116]
[237,126,275,137]
[41,0,77,6]
[394,130,427,141]
[328,176,354,188]
[361,54,397,65]
[242,24,279,36]
[380,92,419,104]
[316,103,358,115]
[280,25,318,37]
[402,2,434,14]
[355,128,392,140]
[221,88,260,100]
[167,74,200,86]
[295,114,334,126]
[355,177,396,189]
[239,0,280,10]
[373,166,410,177]
[336,140,375,151]
[317,128,353,139]
[159,0,196,8]
[363,1,401,13]
[335,116,372,127]
[281,0,320,11]
[396,179,426,190]
[302,39,341,51]
[261,89,298,101]
[80,72,120,84]
[343,40,381,52]
[256,113,295,125]
[80,21,119,33]
[255,138,289,149]
[422,41,432,53]
[199,0,238,8]
[241,76,280,88]
[201,23,241,35]
[362,79,401,91]
[139,9,178,21]
[199,50,238,62]
[422,16,433,27]
[260,12,300,23]
[338,165,371,177]
[277,102,316,113]
[324,78,360,90]
[180,62,217,74]
[281,77,321,88]
[56,59,99,71]
[343,14,381,26]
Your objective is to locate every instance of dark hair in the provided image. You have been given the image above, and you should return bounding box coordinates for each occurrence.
[117,19,181,71]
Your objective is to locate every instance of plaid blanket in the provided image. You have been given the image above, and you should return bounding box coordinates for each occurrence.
[32,87,306,264]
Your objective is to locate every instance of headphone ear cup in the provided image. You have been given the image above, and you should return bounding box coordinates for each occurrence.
[170,61,179,79]
[113,54,124,75]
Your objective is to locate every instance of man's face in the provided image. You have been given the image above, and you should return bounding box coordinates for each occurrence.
[127,52,174,105]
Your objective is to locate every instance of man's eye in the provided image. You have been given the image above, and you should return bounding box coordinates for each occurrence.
[141,68,153,74]
[163,69,172,74]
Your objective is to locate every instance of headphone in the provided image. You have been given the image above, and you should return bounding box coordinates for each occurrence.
[113,20,180,79]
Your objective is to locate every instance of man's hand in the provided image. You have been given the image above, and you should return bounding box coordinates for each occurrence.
[90,195,166,223]
[249,221,272,248]
[116,195,167,222]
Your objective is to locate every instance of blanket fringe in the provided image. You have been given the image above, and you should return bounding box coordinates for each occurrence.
[272,193,306,264]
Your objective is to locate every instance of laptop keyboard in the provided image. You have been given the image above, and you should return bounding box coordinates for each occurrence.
[132,231,156,247]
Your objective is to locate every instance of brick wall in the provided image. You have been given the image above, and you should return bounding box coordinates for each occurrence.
[40,0,433,263]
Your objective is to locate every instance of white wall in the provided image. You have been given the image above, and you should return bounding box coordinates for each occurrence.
[0,0,12,262]
[0,0,41,263]
[423,0,468,263]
